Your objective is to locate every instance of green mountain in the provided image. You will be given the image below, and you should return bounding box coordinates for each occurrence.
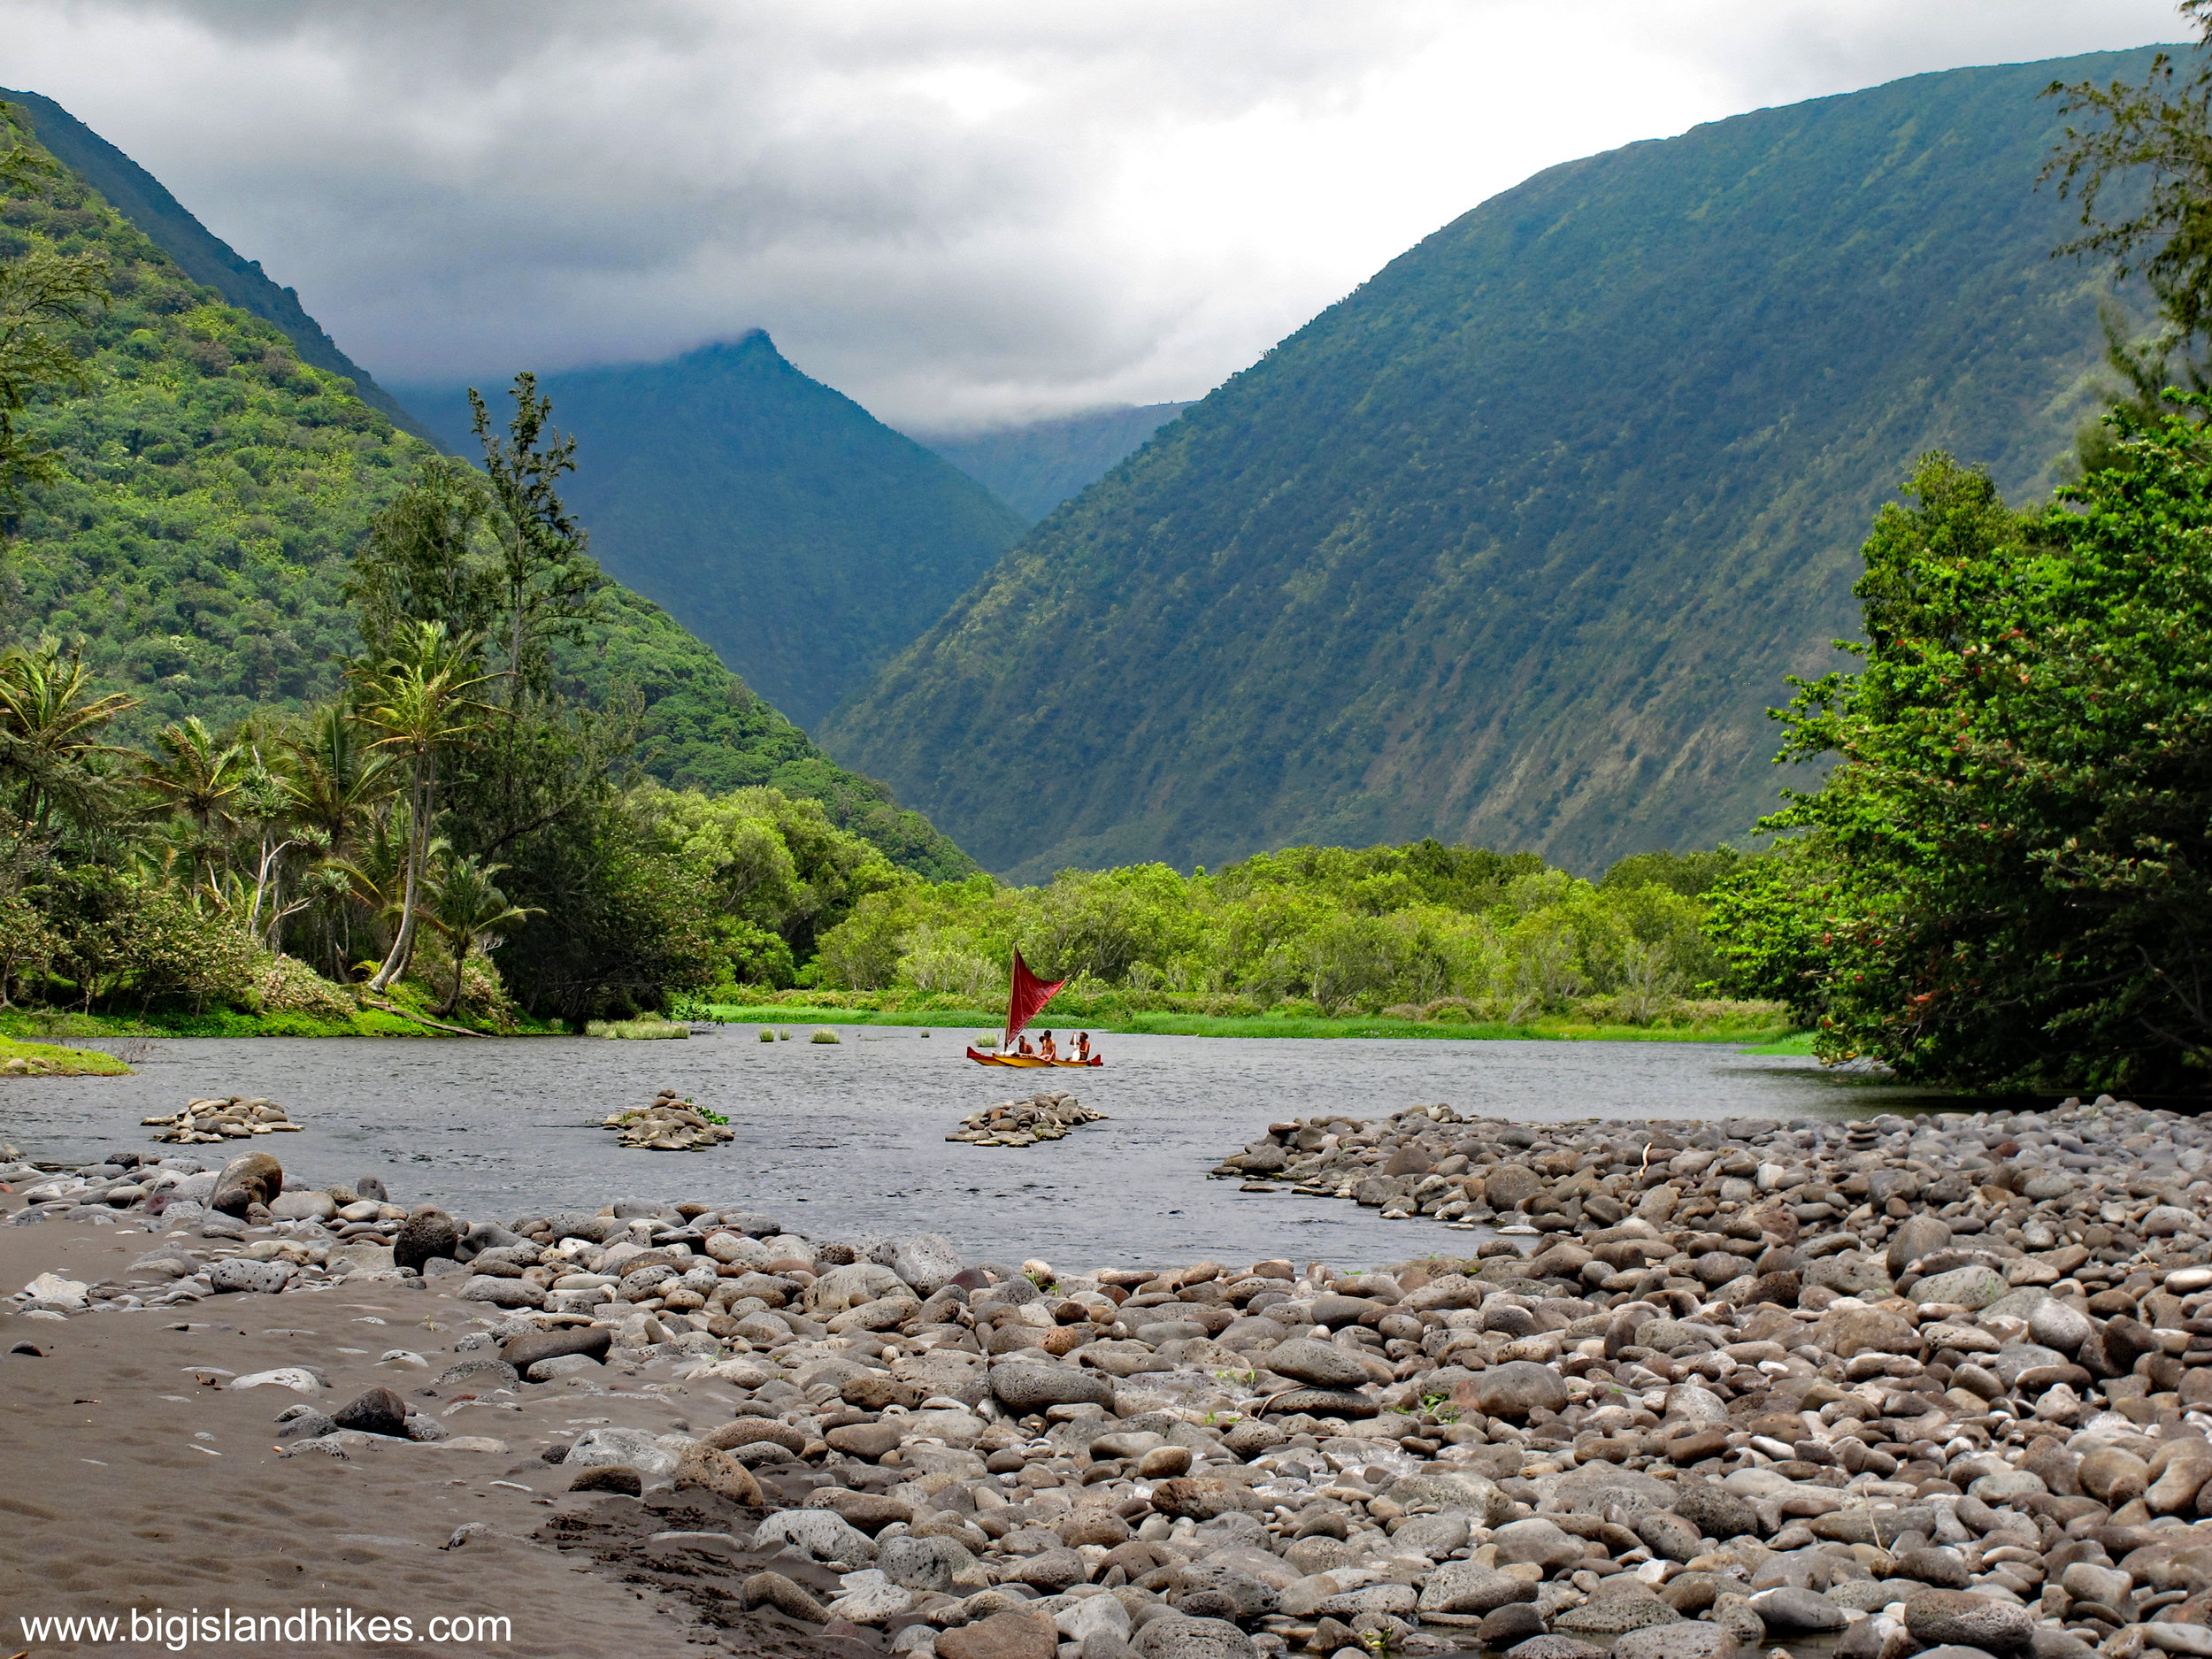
[823,49,2153,882]
[0,87,442,449]
[394,337,1026,728]
[0,97,977,881]
[917,402,1196,520]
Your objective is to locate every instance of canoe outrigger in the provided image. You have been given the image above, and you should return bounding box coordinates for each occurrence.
[966,949,1103,1066]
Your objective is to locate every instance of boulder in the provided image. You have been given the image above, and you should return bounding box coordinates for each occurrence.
[895,1233,966,1296]
[1809,1305,1920,1358]
[457,1275,544,1309]
[1910,1265,2007,1310]
[806,1262,908,1315]
[208,1257,294,1294]
[393,1207,463,1272]
[501,1325,611,1370]
[1263,1338,1372,1391]
[941,1610,1060,1659]
[1417,1561,1539,1615]
[1491,1518,1587,1571]
[330,1386,410,1439]
[1611,1624,1740,1659]
[1902,1589,2035,1652]
[1478,1360,1570,1419]
[1132,1615,1258,1659]
[210,1151,282,1217]
[1672,1480,1760,1540]
[988,1361,1114,1412]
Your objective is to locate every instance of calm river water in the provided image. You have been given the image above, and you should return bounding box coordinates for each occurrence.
[1,1027,1956,1268]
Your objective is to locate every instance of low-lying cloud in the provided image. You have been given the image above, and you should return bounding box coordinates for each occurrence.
[0,0,2179,427]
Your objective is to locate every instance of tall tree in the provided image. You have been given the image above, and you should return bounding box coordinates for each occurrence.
[354,622,493,992]
[468,373,603,703]
[349,456,500,662]
[420,849,536,1015]
[2046,6,2212,411]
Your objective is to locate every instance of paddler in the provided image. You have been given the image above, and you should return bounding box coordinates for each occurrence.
[1037,1031,1059,1060]
[1074,1032,1093,1063]
[1016,1033,1035,1056]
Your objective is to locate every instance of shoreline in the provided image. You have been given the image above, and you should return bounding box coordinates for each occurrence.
[5,1094,2212,1659]
[695,1004,1805,1048]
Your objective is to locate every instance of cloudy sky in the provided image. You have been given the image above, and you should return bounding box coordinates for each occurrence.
[0,0,2184,429]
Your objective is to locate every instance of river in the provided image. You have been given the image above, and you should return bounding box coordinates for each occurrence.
[1,1026,1957,1267]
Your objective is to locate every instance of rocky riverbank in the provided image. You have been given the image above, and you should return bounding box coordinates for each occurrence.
[8,1097,2212,1659]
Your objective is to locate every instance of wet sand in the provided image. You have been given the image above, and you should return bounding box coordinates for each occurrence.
[0,1205,852,1658]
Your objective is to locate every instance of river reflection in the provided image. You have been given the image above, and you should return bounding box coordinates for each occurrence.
[2,1028,1957,1266]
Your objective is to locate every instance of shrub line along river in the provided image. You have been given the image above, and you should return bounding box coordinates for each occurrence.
[4,1027,1962,1266]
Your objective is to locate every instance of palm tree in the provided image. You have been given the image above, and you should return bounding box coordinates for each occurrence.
[354,622,493,992]
[281,704,396,974]
[136,715,250,901]
[0,637,137,874]
[421,849,537,1015]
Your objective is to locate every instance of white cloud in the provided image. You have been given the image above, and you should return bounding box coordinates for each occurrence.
[0,0,2181,426]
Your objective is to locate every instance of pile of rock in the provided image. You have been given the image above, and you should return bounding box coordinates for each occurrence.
[142,1095,302,1143]
[601,1090,734,1151]
[949,1092,1107,1147]
[18,1092,2212,1659]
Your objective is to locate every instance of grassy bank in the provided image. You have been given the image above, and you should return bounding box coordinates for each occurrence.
[0,1033,136,1075]
[0,1001,565,1042]
[688,1000,1799,1045]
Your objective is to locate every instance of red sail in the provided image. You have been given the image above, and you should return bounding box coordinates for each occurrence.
[1004,949,1066,1048]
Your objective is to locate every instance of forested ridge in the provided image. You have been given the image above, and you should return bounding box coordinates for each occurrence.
[826,49,2156,883]
[396,334,1026,729]
[0,99,973,885]
[916,401,1195,522]
[0,86,439,448]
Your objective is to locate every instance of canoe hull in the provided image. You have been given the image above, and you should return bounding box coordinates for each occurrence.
[966,1048,1101,1067]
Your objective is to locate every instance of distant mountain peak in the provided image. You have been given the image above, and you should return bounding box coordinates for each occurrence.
[392,340,1025,729]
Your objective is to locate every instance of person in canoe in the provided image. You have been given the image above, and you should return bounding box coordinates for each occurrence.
[1074,1032,1094,1064]
[1037,1031,1059,1060]
[1015,1032,1036,1056]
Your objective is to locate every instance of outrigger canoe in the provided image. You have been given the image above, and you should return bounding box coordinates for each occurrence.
[969,947,1102,1066]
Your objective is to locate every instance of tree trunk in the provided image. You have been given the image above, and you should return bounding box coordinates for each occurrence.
[366,757,431,991]
[439,930,471,1016]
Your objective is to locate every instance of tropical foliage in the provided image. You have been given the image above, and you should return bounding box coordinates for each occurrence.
[0,102,970,1025]
[1703,15,2212,1092]
[1709,423,2212,1092]
[797,841,1755,1027]
[0,99,974,882]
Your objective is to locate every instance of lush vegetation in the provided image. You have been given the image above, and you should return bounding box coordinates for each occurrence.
[395,334,1025,728]
[917,401,1194,522]
[1709,428,2212,1091]
[0,100,974,888]
[1705,16,2212,1093]
[826,48,2153,883]
[0,103,977,1027]
[706,840,1781,1034]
